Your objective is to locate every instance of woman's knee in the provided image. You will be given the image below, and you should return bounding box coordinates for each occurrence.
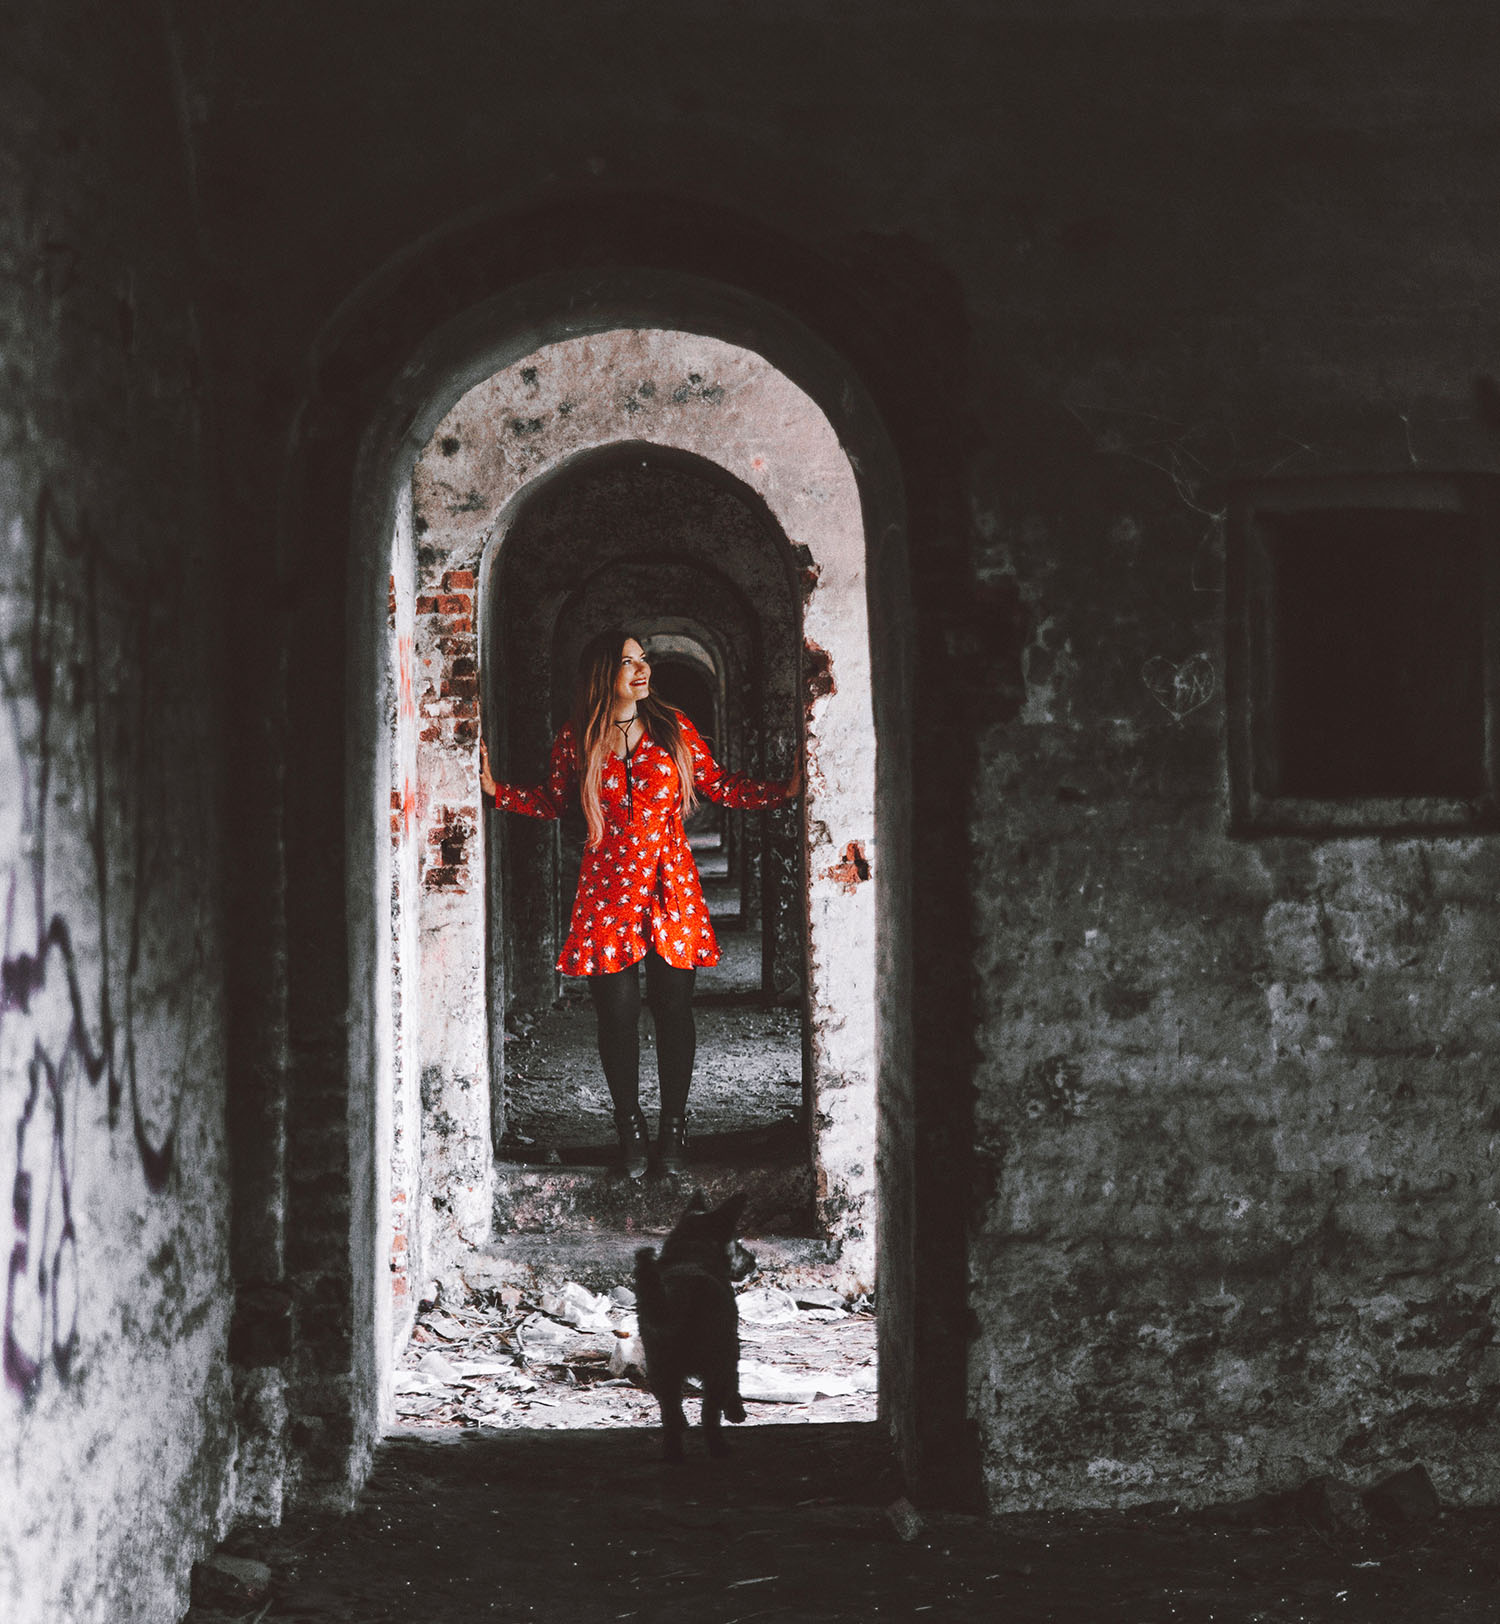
[645,954,694,1013]
[589,963,641,1021]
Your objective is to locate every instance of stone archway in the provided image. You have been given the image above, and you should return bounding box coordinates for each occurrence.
[395,330,878,1297]
[295,258,942,1511]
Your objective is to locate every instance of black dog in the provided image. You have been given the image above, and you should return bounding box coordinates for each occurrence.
[634,1190,755,1460]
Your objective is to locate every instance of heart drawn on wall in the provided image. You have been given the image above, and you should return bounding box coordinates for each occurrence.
[1140,652,1217,721]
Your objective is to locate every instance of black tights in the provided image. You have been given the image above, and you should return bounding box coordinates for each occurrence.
[588,951,697,1120]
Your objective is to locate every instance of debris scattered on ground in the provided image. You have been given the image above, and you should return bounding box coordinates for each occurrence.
[392,1266,877,1431]
[1199,1463,1447,1546]
[190,1554,272,1611]
[885,1496,926,1542]
[735,1285,801,1325]
[1364,1463,1442,1526]
[1298,1473,1373,1536]
[793,1285,845,1310]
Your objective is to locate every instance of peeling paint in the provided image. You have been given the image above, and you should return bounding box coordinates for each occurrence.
[803,637,835,709]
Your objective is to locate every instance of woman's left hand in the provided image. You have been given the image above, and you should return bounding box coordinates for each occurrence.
[479,739,497,799]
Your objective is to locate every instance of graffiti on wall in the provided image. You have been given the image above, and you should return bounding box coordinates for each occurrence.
[1,486,196,1403]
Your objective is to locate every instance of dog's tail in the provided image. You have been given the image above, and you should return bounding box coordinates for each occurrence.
[633,1246,669,1318]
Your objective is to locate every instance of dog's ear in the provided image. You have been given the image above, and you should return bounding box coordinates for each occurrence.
[711,1191,747,1232]
[684,1188,710,1214]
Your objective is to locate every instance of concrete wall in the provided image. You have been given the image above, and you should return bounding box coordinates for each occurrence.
[176,0,1500,1513]
[387,489,423,1356]
[0,5,235,1619]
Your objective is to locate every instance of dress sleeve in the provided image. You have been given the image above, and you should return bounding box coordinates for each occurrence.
[493,725,576,819]
[679,714,791,810]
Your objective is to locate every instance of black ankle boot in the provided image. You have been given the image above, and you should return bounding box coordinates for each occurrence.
[657,1114,688,1175]
[614,1109,649,1179]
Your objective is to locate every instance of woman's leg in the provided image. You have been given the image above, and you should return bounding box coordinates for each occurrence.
[644,951,697,1121]
[588,961,642,1113]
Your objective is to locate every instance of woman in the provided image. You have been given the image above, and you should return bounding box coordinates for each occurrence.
[480,628,800,1177]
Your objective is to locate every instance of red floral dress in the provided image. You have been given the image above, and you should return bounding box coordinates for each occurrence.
[492,713,790,976]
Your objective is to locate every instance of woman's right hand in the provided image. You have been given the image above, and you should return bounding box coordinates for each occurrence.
[479,739,497,799]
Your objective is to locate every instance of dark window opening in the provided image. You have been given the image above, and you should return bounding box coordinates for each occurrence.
[1267,509,1484,798]
[1227,475,1500,834]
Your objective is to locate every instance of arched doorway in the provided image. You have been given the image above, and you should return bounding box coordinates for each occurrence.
[392,329,879,1303]
[482,445,804,1184]
[278,264,930,1512]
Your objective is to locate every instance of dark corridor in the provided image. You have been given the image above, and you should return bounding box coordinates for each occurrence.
[488,445,808,1188]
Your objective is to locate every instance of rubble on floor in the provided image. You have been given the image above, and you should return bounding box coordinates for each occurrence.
[392,1267,877,1432]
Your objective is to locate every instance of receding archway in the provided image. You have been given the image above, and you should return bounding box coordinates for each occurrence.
[393,330,879,1309]
[299,262,931,1514]
[488,445,796,1025]
[477,443,806,1181]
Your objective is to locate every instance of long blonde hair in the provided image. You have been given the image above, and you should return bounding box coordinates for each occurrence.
[571,627,697,848]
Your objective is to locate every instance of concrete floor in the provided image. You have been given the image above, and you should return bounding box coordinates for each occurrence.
[187,1425,1500,1622]
[502,832,804,1158]
[500,997,802,1154]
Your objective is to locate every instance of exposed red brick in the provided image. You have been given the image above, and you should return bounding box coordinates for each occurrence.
[415,595,437,614]
[803,638,835,708]
[825,840,871,894]
[432,593,470,615]
[443,569,476,591]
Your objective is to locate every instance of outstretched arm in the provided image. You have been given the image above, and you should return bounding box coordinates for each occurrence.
[481,728,575,819]
[681,715,800,809]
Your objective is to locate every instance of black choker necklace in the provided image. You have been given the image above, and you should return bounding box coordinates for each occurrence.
[613,717,639,819]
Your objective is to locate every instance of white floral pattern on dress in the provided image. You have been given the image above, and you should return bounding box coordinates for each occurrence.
[491,713,790,974]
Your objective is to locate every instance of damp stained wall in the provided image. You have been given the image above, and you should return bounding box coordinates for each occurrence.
[0,5,235,1620]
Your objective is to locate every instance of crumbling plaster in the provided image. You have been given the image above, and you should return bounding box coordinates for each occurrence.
[407,329,879,1287]
[0,5,236,1618]
[967,426,1500,1510]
